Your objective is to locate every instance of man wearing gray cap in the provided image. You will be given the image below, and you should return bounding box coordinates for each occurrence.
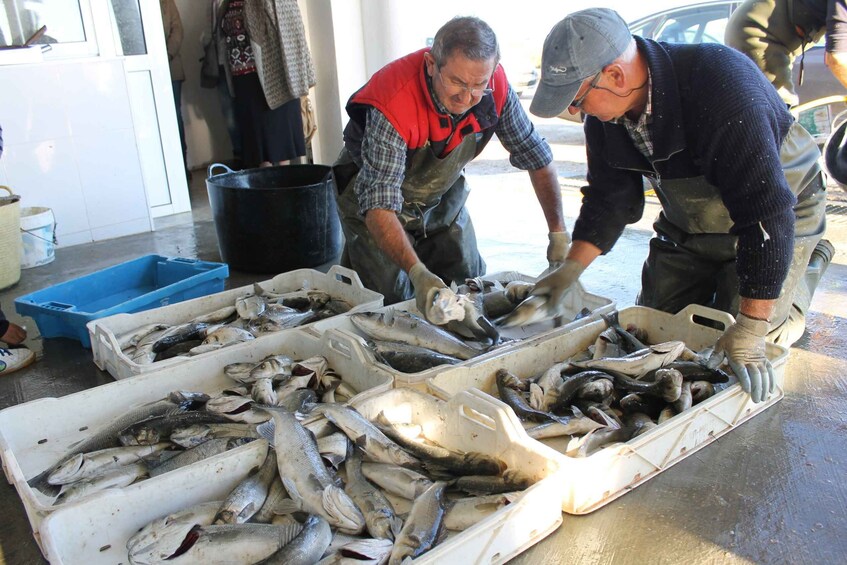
[529,8,830,404]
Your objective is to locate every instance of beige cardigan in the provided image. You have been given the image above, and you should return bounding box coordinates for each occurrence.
[244,0,316,109]
[160,0,185,81]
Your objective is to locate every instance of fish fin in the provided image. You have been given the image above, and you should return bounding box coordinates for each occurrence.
[528,383,545,411]
[322,453,346,469]
[272,498,301,515]
[390,515,404,538]
[27,471,61,498]
[280,477,303,506]
[256,420,276,443]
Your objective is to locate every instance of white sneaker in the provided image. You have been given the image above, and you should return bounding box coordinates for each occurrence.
[0,347,35,375]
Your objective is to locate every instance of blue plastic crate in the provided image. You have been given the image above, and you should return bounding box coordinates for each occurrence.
[15,255,229,348]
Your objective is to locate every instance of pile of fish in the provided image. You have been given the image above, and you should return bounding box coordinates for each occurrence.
[25,354,349,505]
[124,387,538,564]
[117,284,352,365]
[489,312,734,457]
[354,277,592,375]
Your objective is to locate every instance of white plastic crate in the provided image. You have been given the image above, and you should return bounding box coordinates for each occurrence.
[0,329,391,554]
[39,389,564,565]
[87,265,383,380]
[427,304,790,514]
[310,273,614,390]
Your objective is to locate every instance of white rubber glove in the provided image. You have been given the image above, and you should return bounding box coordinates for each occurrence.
[408,262,448,323]
[707,313,774,403]
[530,259,586,317]
[546,231,571,271]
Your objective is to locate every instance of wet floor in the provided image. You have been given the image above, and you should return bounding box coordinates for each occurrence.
[0,112,845,563]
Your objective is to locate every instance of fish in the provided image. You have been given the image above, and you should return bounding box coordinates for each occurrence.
[528,361,568,412]
[315,404,421,468]
[315,538,394,565]
[236,294,266,320]
[368,340,461,374]
[690,380,716,403]
[496,369,578,427]
[672,381,693,414]
[214,450,278,525]
[350,311,483,360]
[375,412,504,476]
[117,323,170,351]
[443,492,519,531]
[256,408,366,534]
[316,433,350,469]
[570,341,686,378]
[360,462,433,500]
[389,481,448,564]
[190,327,254,354]
[253,477,295,523]
[56,462,147,504]
[525,417,605,440]
[627,412,659,437]
[546,370,614,413]
[119,411,232,446]
[249,355,294,382]
[169,423,260,449]
[132,523,303,565]
[152,322,219,353]
[600,311,648,353]
[600,367,684,403]
[449,470,535,495]
[127,501,222,564]
[193,305,238,325]
[148,438,255,478]
[47,443,169,485]
[643,360,731,384]
[496,294,559,328]
[567,426,638,458]
[344,446,403,540]
[249,305,319,334]
[205,395,271,424]
[252,377,278,406]
[261,515,333,565]
[27,397,189,496]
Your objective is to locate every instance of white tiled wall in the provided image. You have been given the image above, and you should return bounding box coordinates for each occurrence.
[0,59,153,247]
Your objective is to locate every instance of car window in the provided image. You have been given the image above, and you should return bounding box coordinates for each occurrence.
[654,5,732,44]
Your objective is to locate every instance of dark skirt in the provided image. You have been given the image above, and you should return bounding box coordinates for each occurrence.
[232,72,305,167]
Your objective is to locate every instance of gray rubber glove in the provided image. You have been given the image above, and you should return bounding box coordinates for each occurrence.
[530,258,586,317]
[707,313,774,403]
[408,262,448,322]
[546,231,571,271]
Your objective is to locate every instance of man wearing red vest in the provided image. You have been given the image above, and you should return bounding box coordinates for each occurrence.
[333,16,566,321]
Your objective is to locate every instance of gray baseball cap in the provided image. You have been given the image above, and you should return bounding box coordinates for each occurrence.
[530,8,632,118]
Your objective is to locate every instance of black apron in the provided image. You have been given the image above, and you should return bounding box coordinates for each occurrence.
[334,133,484,304]
[637,122,826,346]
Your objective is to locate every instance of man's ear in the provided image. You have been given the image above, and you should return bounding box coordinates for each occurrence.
[605,64,627,88]
[424,52,436,77]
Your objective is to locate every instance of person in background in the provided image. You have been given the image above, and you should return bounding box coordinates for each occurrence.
[219,0,314,168]
[208,0,243,166]
[529,8,833,405]
[0,125,36,376]
[725,0,847,108]
[333,16,567,319]
[160,0,189,181]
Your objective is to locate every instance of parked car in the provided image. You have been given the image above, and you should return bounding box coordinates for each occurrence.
[561,0,847,141]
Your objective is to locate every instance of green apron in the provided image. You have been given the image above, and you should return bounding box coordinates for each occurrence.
[637,122,826,346]
[334,133,484,304]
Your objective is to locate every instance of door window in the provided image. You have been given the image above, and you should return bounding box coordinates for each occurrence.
[0,0,97,57]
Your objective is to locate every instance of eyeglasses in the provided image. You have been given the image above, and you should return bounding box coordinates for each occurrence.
[570,72,603,110]
[436,67,494,98]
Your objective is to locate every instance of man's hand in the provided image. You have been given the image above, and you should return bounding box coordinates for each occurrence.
[408,262,448,323]
[530,259,586,316]
[707,313,774,403]
[546,231,570,270]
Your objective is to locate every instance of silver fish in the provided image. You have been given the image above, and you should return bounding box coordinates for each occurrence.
[48,443,169,485]
[368,339,461,374]
[351,311,483,360]
[254,477,294,523]
[214,450,278,525]
[443,492,519,531]
[127,501,222,563]
[249,355,293,382]
[317,433,350,469]
[526,417,605,440]
[389,481,448,564]
[529,361,568,412]
[360,462,432,500]
[118,323,170,351]
[137,523,303,565]
[257,408,366,534]
[56,463,146,504]
[262,515,333,565]
[170,423,260,449]
[148,438,255,478]
[236,294,266,320]
[571,341,686,378]
[316,404,420,468]
[252,377,278,406]
[315,538,394,565]
[345,447,403,540]
[193,305,237,325]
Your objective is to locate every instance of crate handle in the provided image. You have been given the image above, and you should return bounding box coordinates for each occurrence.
[452,389,527,442]
[42,301,73,311]
[166,257,200,266]
[327,265,365,289]
[677,304,735,331]
[207,162,235,178]
[325,332,354,361]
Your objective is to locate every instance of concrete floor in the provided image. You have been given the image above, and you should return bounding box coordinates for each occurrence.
[0,112,846,564]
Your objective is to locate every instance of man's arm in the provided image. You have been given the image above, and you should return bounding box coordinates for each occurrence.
[527,163,565,233]
[826,0,847,88]
[825,51,847,90]
[363,209,420,273]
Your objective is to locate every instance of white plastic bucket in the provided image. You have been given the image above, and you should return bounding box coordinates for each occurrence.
[20,206,55,269]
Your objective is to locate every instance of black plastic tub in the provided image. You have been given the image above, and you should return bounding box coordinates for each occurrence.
[206,164,342,273]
